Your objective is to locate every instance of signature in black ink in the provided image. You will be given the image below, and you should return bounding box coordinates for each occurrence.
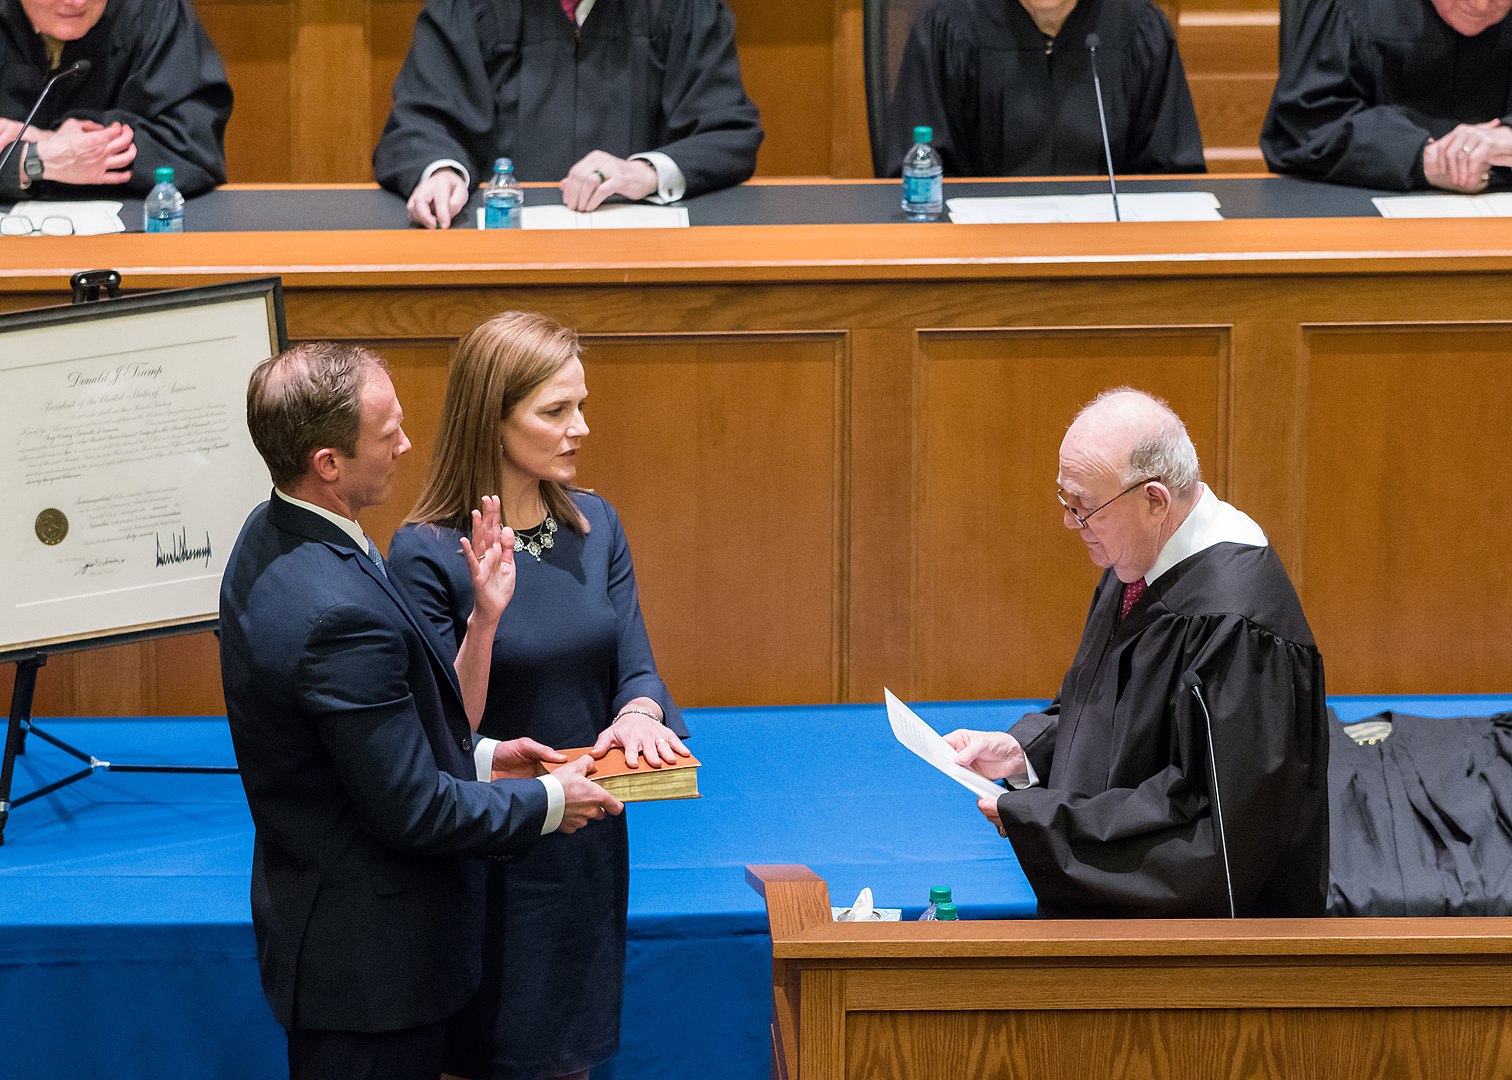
[75,556,126,577]
[155,527,213,568]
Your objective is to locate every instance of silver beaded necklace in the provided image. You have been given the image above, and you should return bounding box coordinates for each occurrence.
[514,514,557,561]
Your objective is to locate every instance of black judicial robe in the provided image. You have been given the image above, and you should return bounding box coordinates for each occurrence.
[1328,711,1512,917]
[372,0,762,197]
[885,0,1205,177]
[1261,0,1512,190]
[0,0,231,199]
[999,542,1329,918]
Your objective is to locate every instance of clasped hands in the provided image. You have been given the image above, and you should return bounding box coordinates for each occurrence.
[1424,119,1512,194]
[406,149,658,229]
[0,116,136,186]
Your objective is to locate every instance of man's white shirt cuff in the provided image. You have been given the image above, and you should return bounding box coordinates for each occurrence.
[421,158,471,191]
[631,151,685,203]
[474,735,564,834]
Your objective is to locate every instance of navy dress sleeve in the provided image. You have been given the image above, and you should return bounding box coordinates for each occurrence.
[388,522,472,654]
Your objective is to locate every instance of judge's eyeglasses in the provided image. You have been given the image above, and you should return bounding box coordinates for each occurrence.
[0,214,75,236]
[1057,477,1161,529]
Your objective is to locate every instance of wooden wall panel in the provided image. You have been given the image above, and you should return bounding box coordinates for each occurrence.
[369,0,421,153]
[369,333,845,708]
[1180,11,1278,172]
[912,328,1226,700]
[572,335,845,706]
[726,1,840,177]
[1301,324,1512,694]
[197,0,294,183]
[843,1006,1512,1080]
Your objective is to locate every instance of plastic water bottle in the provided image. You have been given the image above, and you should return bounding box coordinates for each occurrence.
[934,901,960,921]
[143,166,184,233]
[917,885,953,921]
[901,125,943,222]
[483,157,523,229]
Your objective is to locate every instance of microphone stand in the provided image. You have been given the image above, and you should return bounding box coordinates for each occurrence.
[1184,671,1236,917]
[1084,35,1122,222]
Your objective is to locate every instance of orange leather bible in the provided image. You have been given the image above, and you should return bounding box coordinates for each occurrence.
[496,746,701,802]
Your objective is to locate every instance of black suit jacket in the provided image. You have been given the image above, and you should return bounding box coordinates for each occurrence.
[219,494,548,1033]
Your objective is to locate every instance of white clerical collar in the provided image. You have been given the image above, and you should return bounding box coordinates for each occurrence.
[274,488,368,550]
[1145,483,1267,586]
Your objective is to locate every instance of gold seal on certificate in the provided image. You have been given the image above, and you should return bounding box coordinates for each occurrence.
[35,508,69,546]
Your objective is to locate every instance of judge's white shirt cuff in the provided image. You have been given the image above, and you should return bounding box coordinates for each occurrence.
[474,735,564,834]
[1001,733,1040,789]
[630,151,685,203]
[420,158,471,191]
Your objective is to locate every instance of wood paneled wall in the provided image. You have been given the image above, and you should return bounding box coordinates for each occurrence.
[195,0,1273,183]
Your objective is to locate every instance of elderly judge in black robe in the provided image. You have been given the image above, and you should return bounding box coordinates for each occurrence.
[373,0,763,229]
[885,0,1205,177]
[1261,0,1512,192]
[0,0,231,199]
[946,390,1329,918]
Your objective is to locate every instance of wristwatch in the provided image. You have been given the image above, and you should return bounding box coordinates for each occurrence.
[20,141,43,189]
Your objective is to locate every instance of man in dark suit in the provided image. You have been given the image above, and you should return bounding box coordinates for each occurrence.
[219,341,621,1080]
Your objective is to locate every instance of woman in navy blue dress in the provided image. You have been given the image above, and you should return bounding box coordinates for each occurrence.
[388,311,688,1080]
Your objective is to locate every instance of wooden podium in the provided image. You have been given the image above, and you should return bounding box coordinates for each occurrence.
[746,865,1512,1080]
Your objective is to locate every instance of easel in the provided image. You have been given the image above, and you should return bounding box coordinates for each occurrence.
[0,271,280,845]
[0,641,238,846]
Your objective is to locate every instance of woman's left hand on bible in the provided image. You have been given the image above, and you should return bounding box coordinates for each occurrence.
[592,710,689,769]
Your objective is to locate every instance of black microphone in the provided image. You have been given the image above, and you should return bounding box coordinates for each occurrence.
[1084,34,1121,223]
[1182,670,1236,918]
[0,60,92,187]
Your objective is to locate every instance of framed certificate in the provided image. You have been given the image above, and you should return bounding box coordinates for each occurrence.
[0,278,285,661]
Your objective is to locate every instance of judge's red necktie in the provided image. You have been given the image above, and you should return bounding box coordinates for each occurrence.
[560,0,580,21]
[1119,577,1147,620]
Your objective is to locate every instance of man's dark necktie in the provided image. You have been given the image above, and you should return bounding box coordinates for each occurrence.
[1119,577,1147,620]
[365,536,388,581]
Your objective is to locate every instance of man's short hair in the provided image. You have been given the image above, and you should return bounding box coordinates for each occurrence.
[246,342,387,489]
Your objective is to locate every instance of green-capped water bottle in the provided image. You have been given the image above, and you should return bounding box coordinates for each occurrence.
[901,125,943,222]
[143,167,184,233]
[918,885,953,921]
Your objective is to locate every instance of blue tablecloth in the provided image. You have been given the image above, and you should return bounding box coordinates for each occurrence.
[3,695,1509,1080]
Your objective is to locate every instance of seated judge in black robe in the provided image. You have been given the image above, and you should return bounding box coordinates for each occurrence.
[373,0,763,229]
[0,0,231,199]
[946,389,1329,918]
[885,0,1205,177]
[1261,0,1512,192]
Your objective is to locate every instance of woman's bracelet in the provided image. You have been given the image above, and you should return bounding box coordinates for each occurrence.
[615,706,664,726]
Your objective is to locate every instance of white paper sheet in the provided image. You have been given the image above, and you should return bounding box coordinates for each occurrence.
[475,204,690,230]
[5,200,125,235]
[1372,193,1512,218]
[884,688,1004,800]
[946,191,1222,224]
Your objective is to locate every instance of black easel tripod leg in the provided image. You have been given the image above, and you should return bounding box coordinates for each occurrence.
[1,655,46,847]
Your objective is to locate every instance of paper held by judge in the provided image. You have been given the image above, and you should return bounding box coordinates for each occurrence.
[884,688,1003,801]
